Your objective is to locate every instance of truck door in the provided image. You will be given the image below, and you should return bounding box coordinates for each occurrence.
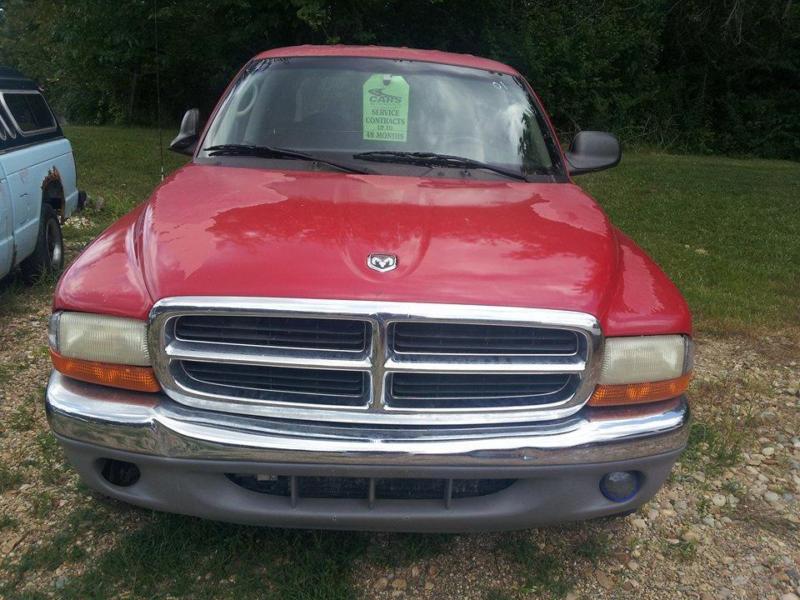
[0,159,12,278]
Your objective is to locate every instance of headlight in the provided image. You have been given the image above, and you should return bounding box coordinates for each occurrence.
[49,312,150,365]
[49,312,159,392]
[589,335,692,406]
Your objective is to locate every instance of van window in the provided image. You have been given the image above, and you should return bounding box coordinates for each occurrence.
[2,92,56,134]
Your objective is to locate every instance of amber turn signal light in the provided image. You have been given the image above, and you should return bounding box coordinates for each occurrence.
[50,350,161,393]
[588,373,691,407]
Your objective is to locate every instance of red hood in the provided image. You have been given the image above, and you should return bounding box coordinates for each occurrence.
[55,164,691,335]
[138,165,618,315]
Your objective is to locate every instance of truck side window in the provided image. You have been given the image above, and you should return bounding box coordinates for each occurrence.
[2,92,56,134]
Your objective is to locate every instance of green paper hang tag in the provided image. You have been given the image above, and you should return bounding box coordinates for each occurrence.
[362,74,410,142]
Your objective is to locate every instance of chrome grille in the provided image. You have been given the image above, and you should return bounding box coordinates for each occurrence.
[149,298,603,425]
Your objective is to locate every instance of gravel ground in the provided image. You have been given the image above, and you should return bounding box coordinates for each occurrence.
[0,282,798,599]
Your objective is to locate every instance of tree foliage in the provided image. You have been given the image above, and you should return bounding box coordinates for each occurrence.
[0,0,797,158]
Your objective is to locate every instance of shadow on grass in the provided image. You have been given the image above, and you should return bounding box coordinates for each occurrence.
[1,498,460,600]
[496,522,617,599]
[0,269,60,322]
[4,503,368,600]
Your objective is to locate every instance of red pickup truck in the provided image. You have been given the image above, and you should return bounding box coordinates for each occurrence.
[45,45,691,532]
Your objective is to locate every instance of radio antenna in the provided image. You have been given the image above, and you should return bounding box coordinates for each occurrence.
[154,0,165,180]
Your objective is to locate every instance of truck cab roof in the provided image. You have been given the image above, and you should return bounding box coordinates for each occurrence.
[0,66,39,91]
[254,45,520,76]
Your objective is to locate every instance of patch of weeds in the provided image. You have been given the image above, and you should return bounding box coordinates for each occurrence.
[10,404,37,432]
[0,513,18,530]
[696,496,711,518]
[0,361,25,385]
[0,271,58,320]
[13,590,50,600]
[0,277,28,317]
[30,492,55,519]
[574,531,611,565]
[29,270,61,294]
[684,420,745,476]
[1,505,108,590]
[735,505,799,537]
[0,464,23,492]
[484,589,516,600]
[366,532,454,567]
[499,535,573,599]
[721,479,743,497]
[0,362,13,384]
[662,539,697,562]
[35,431,68,485]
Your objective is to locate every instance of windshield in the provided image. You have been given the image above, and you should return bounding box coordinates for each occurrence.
[200,56,564,180]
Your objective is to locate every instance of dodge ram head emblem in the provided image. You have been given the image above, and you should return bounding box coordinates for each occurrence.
[367,253,397,272]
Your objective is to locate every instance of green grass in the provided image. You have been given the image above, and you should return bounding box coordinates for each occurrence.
[683,419,748,477]
[8,403,36,432]
[64,126,187,241]
[3,507,372,600]
[661,538,698,562]
[0,513,18,531]
[681,378,758,477]
[573,531,611,565]
[0,464,23,493]
[582,153,800,331]
[493,528,614,598]
[366,532,454,567]
[497,534,574,598]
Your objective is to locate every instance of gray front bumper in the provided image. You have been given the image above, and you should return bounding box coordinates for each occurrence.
[46,372,689,531]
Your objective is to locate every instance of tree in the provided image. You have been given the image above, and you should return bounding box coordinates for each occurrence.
[1,0,797,157]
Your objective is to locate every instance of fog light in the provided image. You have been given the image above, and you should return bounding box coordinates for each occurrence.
[100,459,140,487]
[599,471,640,502]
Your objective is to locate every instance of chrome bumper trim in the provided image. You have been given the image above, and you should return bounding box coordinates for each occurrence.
[45,372,689,467]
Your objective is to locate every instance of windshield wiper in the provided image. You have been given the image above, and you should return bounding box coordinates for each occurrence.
[352,151,531,182]
[204,144,369,174]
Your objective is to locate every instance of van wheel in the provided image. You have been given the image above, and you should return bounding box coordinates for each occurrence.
[20,204,64,283]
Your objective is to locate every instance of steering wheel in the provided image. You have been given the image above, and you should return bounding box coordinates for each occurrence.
[234,84,258,117]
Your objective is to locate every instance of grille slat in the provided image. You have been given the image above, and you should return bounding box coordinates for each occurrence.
[392,322,578,355]
[389,373,573,408]
[185,363,363,388]
[175,315,368,351]
[181,360,368,403]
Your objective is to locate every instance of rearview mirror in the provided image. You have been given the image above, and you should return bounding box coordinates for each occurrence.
[565,131,621,176]
[169,108,201,155]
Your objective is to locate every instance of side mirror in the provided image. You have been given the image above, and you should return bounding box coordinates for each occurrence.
[169,108,201,155]
[565,131,621,176]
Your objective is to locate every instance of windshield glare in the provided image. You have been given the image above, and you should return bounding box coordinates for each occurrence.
[202,57,560,178]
